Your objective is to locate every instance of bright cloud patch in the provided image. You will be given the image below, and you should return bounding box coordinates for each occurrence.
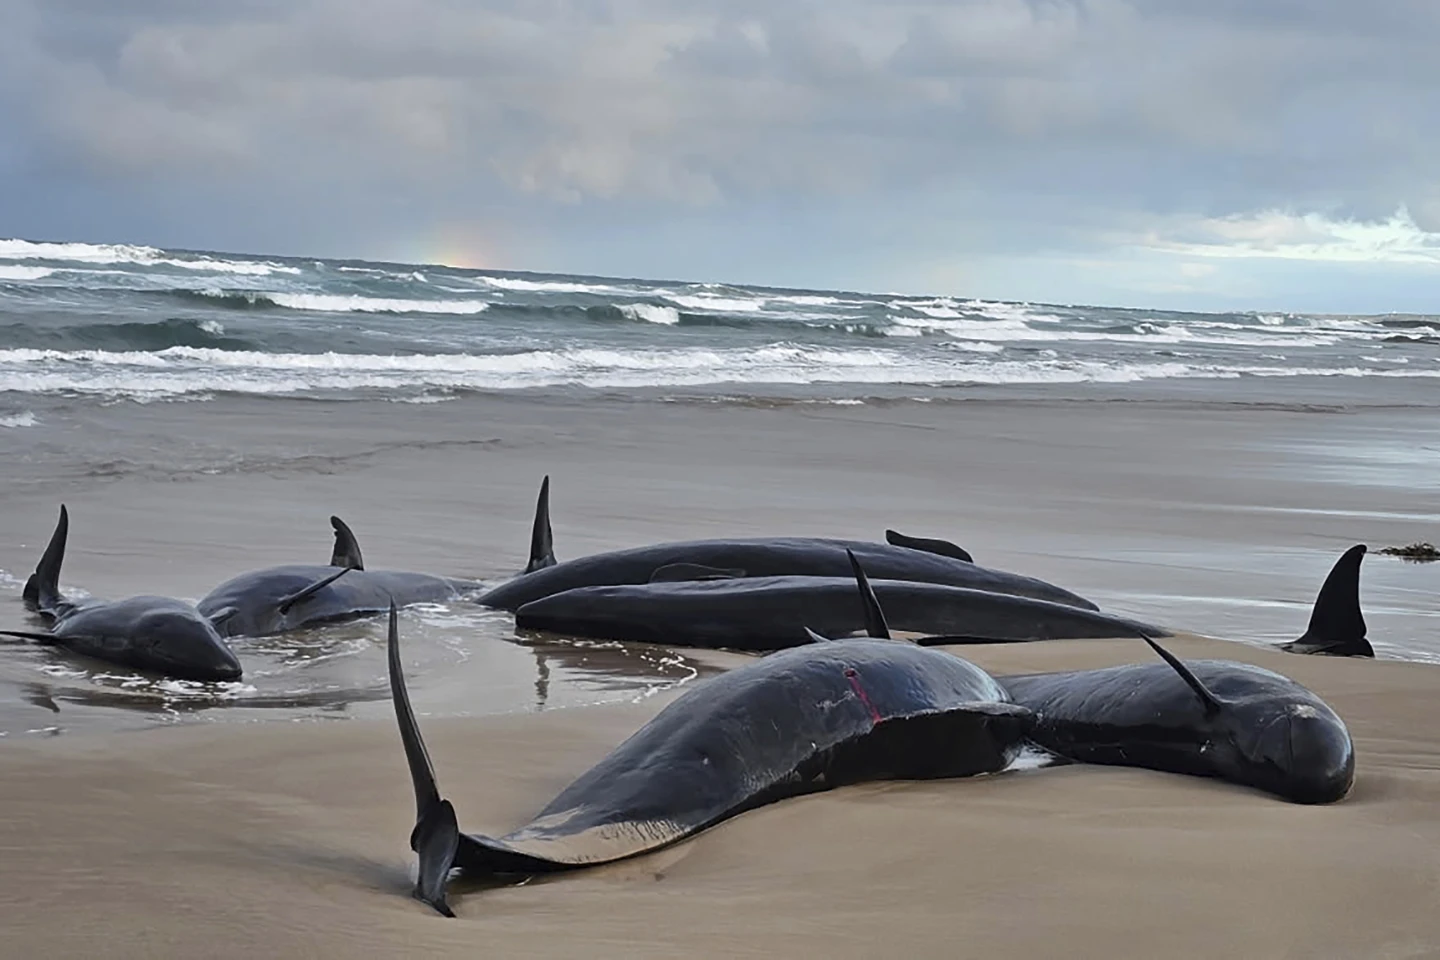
[1142,209,1440,266]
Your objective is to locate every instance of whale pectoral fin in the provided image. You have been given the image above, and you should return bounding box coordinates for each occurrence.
[1288,544,1371,657]
[524,475,557,574]
[803,627,837,644]
[329,516,365,571]
[885,529,974,564]
[276,566,355,615]
[0,629,60,645]
[952,701,1034,722]
[1142,636,1226,716]
[912,633,1009,646]
[205,606,239,628]
[648,563,746,583]
[387,603,461,917]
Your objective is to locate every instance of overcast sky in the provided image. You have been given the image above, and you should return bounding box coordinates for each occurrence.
[2,1,1438,312]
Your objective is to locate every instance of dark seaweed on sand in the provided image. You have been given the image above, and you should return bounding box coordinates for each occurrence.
[1377,542,1440,562]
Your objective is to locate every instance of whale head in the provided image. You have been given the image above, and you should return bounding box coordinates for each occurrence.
[1143,636,1354,804]
[1224,698,1355,804]
[131,604,244,682]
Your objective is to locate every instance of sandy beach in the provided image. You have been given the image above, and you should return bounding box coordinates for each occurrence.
[2,636,1439,958]
[1,387,1438,957]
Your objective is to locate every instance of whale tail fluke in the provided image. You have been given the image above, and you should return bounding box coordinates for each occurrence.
[387,602,461,916]
[329,516,365,570]
[27,505,69,616]
[524,475,557,574]
[1281,545,1373,658]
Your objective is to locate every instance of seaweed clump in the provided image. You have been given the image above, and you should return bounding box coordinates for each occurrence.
[1377,542,1440,562]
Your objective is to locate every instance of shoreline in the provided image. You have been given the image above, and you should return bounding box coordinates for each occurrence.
[1,385,1437,737]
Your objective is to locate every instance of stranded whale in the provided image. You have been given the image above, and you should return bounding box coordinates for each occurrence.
[478,478,1091,612]
[4,506,242,682]
[387,560,1032,916]
[1000,636,1355,804]
[515,573,1163,650]
[197,516,481,638]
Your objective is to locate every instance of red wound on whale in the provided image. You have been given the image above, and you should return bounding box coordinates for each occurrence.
[844,667,883,724]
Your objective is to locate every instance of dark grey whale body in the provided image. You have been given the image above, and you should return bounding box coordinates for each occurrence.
[995,546,1367,802]
[480,537,1096,612]
[197,517,480,639]
[387,603,1032,915]
[515,575,1163,650]
[4,506,242,682]
[1001,639,1354,804]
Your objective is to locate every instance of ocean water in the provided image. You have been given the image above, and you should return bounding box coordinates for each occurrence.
[1,237,1437,736]
[2,236,1437,408]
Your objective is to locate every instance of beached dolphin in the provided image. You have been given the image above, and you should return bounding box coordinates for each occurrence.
[197,516,482,639]
[387,564,1033,915]
[1277,545,1373,657]
[479,481,1087,612]
[999,636,1355,804]
[514,573,1163,650]
[3,506,242,682]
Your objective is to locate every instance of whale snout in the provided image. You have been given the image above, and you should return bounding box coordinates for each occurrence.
[1255,706,1355,804]
[140,613,245,682]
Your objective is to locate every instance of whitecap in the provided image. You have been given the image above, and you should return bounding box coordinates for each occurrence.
[478,276,634,295]
[0,411,38,428]
[0,265,53,281]
[666,294,766,313]
[265,293,491,315]
[0,237,300,276]
[617,303,680,325]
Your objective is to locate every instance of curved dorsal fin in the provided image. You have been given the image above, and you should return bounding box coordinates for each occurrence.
[329,516,365,571]
[885,529,973,564]
[26,505,68,613]
[1289,545,1370,657]
[649,563,745,583]
[1143,635,1224,717]
[525,475,556,574]
[803,627,837,644]
[846,549,890,639]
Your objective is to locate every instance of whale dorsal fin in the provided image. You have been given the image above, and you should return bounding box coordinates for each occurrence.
[1288,545,1371,657]
[649,563,745,583]
[26,505,69,614]
[1143,636,1224,717]
[277,566,354,615]
[386,602,462,917]
[525,476,557,574]
[329,516,365,571]
[846,549,891,639]
[885,529,973,564]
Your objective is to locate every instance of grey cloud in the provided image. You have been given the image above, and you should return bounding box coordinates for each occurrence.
[2,0,1438,290]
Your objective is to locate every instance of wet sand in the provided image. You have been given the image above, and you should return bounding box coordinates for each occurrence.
[2,636,1438,958]
[1,389,1438,955]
